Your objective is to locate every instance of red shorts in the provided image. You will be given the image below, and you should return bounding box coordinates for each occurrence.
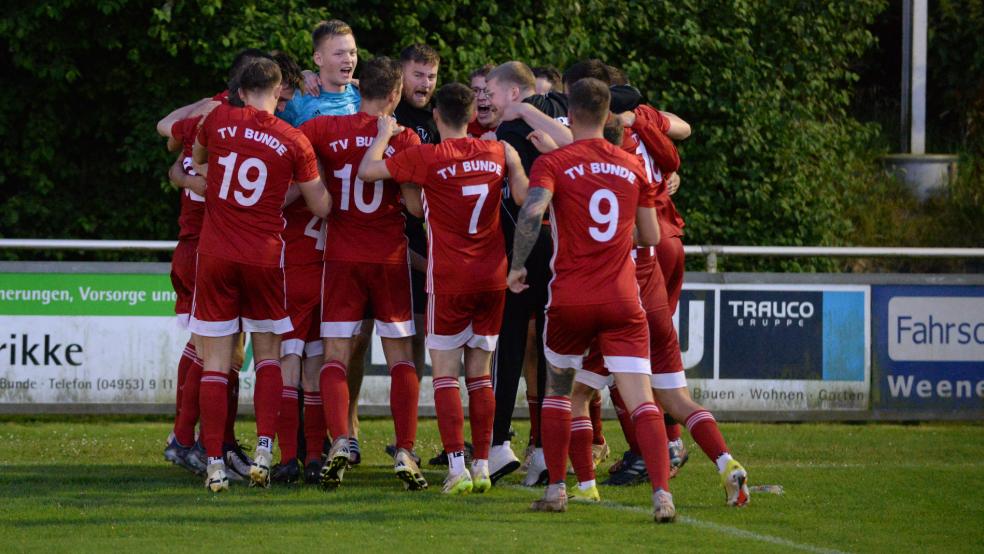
[170,239,197,329]
[425,290,505,351]
[656,235,685,315]
[189,253,292,337]
[321,260,414,339]
[545,300,650,382]
[577,250,686,389]
[282,262,323,358]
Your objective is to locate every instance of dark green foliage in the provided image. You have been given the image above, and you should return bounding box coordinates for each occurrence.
[3,0,974,269]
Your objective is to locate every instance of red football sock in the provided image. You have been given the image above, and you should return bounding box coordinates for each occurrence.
[609,384,640,454]
[252,360,283,445]
[540,396,572,484]
[223,366,240,444]
[198,371,228,459]
[276,385,299,462]
[319,361,349,439]
[433,376,464,454]
[632,402,670,491]
[173,354,203,445]
[526,394,541,447]
[666,423,682,442]
[569,416,595,483]
[173,341,196,422]
[589,394,605,445]
[390,361,419,451]
[465,375,495,460]
[685,409,729,462]
[665,413,682,441]
[303,391,326,463]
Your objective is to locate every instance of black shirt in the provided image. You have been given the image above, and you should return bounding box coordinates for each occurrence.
[394,100,440,145]
[394,99,438,259]
[496,92,569,224]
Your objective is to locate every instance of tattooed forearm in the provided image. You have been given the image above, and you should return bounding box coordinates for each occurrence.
[510,187,552,272]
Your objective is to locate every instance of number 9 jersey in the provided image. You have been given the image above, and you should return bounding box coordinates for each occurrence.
[529,137,657,307]
[196,103,320,267]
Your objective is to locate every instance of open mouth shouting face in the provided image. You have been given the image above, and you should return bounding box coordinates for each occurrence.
[314,33,358,91]
[402,60,439,109]
[471,75,496,127]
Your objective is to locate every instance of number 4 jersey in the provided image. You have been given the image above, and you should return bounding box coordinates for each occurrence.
[197,103,320,267]
[384,137,507,295]
[300,112,422,265]
[529,138,658,307]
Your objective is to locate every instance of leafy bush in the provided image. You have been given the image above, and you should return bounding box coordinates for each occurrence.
[2,0,936,271]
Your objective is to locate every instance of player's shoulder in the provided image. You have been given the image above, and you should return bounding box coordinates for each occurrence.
[173,115,203,140]
[394,126,423,148]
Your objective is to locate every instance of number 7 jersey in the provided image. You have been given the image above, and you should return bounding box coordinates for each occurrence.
[197,103,320,267]
[529,137,658,307]
[385,137,508,294]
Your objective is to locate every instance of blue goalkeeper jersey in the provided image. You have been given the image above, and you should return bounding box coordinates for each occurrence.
[278,83,361,127]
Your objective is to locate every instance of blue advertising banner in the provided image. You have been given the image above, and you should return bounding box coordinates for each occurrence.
[872,285,984,413]
[675,284,870,412]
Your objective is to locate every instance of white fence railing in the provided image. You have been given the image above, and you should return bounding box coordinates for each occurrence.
[2,239,983,272]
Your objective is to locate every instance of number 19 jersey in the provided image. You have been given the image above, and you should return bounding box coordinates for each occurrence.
[385,138,507,294]
[300,113,421,264]
[529,138,657,307]
[197,103,320,267]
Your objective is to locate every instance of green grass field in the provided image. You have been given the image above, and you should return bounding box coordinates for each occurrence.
[1,417,982,553]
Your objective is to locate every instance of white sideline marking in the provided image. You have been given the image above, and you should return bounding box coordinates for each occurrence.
[504,484,848,554]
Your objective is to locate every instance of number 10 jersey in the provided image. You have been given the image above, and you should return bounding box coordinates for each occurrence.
[301,112,421,265]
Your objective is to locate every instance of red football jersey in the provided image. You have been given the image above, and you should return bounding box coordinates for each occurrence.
[282,201,325,266]
[212,90,230,103]
[170,116,206,241]
[385,138,507,294]
[467,120,492,138]
[196,103,320,267]
[301,113,421,264]
[530,138,657,306]
[630,105,685,236]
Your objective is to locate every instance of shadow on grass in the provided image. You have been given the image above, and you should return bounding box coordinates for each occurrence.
[0,463,556,529]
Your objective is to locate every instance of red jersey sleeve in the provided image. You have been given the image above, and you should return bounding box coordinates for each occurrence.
[632,105,679,173]
[197,106,222,148]
[385,144,433,185]
[528,154,558,194]
[291,133,320,183]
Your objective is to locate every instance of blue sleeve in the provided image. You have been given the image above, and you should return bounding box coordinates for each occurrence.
[278,93,302,127]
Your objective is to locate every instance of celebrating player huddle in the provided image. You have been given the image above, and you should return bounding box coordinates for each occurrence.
[156,19,749,523]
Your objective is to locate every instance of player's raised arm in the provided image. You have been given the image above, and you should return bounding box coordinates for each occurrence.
[502,102,573,148]
[507,186,552,293]
[356,115,402,182]
[157,98,219,138]
[660,110,691,140]
[503,142,529,206]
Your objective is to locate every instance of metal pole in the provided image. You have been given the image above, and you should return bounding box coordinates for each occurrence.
[911,0,927,154]
[900,0,912,153]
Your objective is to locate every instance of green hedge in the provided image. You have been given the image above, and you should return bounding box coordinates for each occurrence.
[1,0,901,268]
